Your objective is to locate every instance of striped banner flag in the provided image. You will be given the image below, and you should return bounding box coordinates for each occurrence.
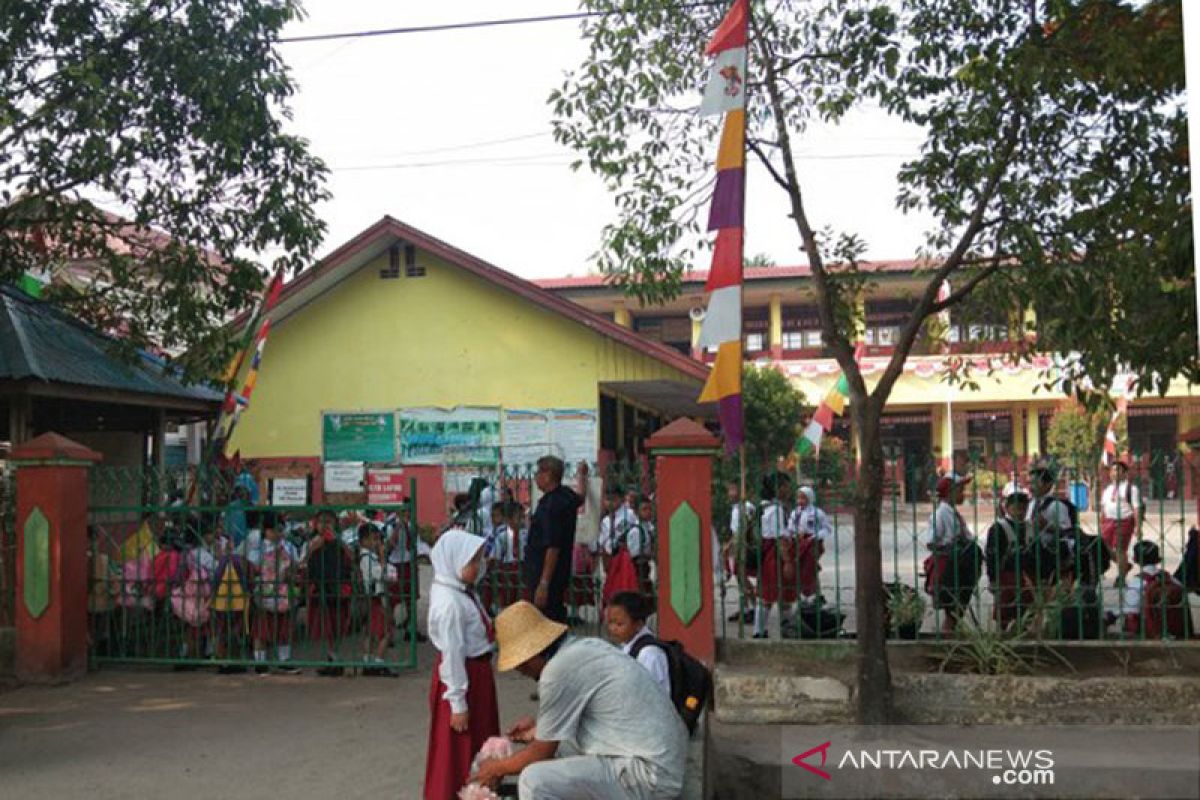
[697,0,749,453]
[795,342,864,458]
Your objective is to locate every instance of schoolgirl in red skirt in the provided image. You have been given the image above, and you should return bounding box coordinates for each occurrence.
[753,472,796,639]
[424,528,500,800]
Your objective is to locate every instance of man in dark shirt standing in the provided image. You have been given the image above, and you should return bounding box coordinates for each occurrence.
[523,456,586,624]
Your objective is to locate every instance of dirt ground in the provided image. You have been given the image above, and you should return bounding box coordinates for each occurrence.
[0,644,538,800]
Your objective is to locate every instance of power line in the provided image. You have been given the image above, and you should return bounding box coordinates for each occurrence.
[276,2,722,44]
[332,152,571,172]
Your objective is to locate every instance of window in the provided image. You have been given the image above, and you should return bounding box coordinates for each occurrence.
[745,333,765,352]
[404,244,425,277]
[946,326,961,343]
[803,329,823,348]
[782,331,804,350]
[866,327,898,346]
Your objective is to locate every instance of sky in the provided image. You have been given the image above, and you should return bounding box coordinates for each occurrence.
[273,1,1185,283]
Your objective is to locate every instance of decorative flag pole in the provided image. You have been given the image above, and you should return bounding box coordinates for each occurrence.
[696,0,749,454]
[1102,376,1135,468]
[208,268,284,463]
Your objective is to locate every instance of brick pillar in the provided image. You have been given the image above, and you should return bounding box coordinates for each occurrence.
[647,419,718,667]
[12,433,101,683]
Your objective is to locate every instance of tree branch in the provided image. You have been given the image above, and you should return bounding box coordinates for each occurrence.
[746,138,791,193]
[753,16,862,396]
[872,112,1024,404]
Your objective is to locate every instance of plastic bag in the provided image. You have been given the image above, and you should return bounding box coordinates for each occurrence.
[458,737,516,800]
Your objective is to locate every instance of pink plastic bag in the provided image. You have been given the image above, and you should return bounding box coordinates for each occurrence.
[458,737,515,800]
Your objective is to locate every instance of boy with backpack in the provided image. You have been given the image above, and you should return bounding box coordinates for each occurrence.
[306,509,355,676]
[1120,540,1191,640]
[251,511,300,674]
[605,591,711,736]
[358,522,399,676]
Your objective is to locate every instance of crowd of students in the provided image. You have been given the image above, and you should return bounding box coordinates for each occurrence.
[88,505,426,675]
[923,459,1193,639]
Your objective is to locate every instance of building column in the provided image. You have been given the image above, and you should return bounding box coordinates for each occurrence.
[691,317,703,360]
[613,303,631,328]
[12,432,102,683]
[768,293,783,360]
[933,404,953,472]
[1026,406,1042,460]
[646,419,718,667]
[1011,407,1026,457]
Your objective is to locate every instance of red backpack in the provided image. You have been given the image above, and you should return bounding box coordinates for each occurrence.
[1139,571,1190,640]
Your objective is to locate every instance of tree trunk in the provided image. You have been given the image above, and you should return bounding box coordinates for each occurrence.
[853,404,893,723]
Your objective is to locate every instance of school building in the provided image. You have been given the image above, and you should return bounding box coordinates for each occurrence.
[227,217,710,519]
[537,264,1200,501]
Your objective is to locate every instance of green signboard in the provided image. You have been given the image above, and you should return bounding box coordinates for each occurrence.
[322,412,396,463]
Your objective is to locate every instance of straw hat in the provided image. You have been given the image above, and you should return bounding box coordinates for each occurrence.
[495,601,568,672]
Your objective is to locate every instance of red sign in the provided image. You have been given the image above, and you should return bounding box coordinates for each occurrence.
[367,469,407,505]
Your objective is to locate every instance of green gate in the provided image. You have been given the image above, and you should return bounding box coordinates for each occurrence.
[87,465,420,674]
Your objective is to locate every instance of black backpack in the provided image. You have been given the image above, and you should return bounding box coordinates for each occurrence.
[629,636,712,736]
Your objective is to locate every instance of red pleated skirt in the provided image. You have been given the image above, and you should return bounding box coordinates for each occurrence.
[423,653,500,800]
[758,538,799,605]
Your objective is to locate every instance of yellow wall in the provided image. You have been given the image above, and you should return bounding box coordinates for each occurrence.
[230,251,695,458]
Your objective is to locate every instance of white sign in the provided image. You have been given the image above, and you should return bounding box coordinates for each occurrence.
[550,409,598,468]
[324,461,365,493]
[270,477,308,506]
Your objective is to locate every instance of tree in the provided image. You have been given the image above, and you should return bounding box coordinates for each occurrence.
[744,252,776,268]
[743,364,807,470]
[551,0,1192,722]
[1046,403,1126,488]
[0,0,329,379]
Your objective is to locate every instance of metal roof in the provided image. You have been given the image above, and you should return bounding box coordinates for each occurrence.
[0,284,222,405]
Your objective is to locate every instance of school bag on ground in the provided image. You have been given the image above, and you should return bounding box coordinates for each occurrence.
[792,604,844,639]
[628,635,712,736]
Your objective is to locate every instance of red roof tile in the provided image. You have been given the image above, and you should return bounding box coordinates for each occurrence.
[535,260,928,289]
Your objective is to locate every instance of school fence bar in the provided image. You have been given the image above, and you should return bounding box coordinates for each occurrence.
[86,465,421,673]
[712,451,1199,642]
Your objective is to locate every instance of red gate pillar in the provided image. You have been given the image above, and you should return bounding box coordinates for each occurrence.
[647,419,719,667]
[12,433,101,683]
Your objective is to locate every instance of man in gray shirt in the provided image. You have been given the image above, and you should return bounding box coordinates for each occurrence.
[474,601,687,800]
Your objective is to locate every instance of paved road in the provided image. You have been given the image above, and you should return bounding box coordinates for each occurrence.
[0,647,538,800]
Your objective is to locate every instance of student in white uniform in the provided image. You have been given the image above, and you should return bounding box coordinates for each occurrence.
[723,480,757,623]
[424,529,500,800]
[788,486,833,603]
[754,472,795,639]
[1101,460,1143,584]
[604,590,671,697]
[597,484,638,569]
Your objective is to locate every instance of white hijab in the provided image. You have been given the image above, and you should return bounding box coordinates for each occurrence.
[798,486,816,507]
[431,528,486,590]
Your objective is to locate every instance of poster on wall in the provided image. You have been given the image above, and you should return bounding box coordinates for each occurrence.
[501,409,552,467]
[324,461,365,493]
[550,408,598,468]
[322,412,396,463]
[399,406,501,465]
[270,477,309,506]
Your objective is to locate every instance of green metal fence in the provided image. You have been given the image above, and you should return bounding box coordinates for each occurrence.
[87,465,420,674]
[464,460,657,638]
[713,452,1199,643]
